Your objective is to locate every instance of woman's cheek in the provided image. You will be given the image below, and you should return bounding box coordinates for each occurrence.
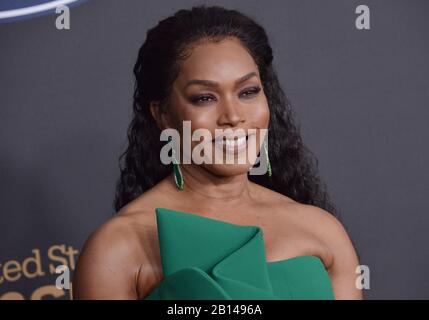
[249,101,270,127]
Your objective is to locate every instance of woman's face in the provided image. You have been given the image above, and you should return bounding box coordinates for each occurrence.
[162,37,270,177]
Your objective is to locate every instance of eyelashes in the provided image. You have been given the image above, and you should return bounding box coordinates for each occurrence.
[190,86,262,105]
[241,86,262,98]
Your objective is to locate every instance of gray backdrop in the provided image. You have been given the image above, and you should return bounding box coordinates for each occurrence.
[0,0,428,299]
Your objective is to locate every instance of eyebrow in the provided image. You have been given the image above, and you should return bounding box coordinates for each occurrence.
[183,71,259,89]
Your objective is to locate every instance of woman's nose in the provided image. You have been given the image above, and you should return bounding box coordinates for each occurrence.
[217,98,245,127]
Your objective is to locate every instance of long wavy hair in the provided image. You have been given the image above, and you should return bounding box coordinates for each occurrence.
[114,5,339,219]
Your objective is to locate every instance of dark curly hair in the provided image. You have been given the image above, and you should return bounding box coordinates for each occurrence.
[114,5,339,219]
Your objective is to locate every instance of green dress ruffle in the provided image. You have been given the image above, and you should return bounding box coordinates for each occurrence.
[145,207,335,300]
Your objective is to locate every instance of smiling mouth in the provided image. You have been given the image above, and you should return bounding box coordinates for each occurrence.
[213,134,254,153]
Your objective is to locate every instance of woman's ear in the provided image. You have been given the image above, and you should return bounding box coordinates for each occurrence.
[150,101,170,130]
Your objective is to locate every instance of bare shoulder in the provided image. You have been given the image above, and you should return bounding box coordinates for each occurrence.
[284,202,363,299]
[250,183,359,267]
[252,182,349,245]
[287,203,355,257]
[281,201,343,233]
[73,206,160,299]
[274,200,355,260]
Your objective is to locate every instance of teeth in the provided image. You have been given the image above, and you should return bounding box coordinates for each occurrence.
[220,136,247,148]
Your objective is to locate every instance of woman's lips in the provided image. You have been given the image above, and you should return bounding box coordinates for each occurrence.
[213,134,255,155]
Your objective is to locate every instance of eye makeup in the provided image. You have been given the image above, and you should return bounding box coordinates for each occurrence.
[189,85,262,105]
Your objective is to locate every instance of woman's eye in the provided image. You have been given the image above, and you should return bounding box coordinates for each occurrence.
[240,86,261,98]
[190,87,261,105]
[190,95,216,104]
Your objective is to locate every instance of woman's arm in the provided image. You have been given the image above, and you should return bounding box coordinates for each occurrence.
[312,207,363,300]
[72,217,144,299]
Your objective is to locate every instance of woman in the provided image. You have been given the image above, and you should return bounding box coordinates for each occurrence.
[73,5,362,300]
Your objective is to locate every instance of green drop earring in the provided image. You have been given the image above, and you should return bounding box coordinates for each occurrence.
[168,136,184,190]
[263,139,272,177]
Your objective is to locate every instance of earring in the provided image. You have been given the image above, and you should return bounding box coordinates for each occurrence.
[168,136,184,190]
[263,139,272,177]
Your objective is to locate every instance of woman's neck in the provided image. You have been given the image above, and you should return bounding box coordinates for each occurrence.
[177,163,254,207]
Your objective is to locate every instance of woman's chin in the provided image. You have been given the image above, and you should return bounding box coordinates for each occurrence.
[201,163,253,177]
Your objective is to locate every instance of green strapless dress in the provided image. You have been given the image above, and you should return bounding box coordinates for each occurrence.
[145,207,335,300]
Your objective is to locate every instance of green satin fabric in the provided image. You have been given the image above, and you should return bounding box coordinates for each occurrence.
[145,207,335,300]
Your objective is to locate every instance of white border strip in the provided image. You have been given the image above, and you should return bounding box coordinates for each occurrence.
[0,0,80,19]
